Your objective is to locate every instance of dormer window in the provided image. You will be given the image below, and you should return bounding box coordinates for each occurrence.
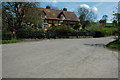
[60,14,65,20]
[41,14,46,19]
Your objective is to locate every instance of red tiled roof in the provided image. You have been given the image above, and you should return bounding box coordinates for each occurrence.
[38,8,80,22]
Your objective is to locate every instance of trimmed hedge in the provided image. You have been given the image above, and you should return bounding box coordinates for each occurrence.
[2,31,13,40]
[93,31,105,38]
[16,29,45,39]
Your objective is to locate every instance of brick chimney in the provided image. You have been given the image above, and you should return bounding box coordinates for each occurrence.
[63,8,67,11]
[46,6,51,9]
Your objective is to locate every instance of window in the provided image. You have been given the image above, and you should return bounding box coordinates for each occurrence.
[41,14,46,19]
[53,21,58,24]
[43,23,48,29]
[60,14,65,20]
[48,20,52,23]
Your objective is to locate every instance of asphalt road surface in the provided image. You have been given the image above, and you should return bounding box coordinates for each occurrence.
[2,37,118,78]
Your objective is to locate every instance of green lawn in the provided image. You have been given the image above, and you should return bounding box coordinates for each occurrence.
[105,23,113,27]
[86,22,118,36]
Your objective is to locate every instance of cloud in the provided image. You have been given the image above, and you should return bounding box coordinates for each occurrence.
[71,8,75,11]
[52,0,57,5]
[80,4,90,9]
[91,7,98,12]
[92,2,103,7]
[80,4,98,13]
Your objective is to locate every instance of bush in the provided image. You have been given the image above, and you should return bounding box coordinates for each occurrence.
[16,27,45,39]
[93,31,105,38]
[2,30,13,40]
[86,22,118,36]
[76,29,92,36]
[16,29,30,39]
[35,31,45,39]
[49,24,77,38]
[17,30,45,39]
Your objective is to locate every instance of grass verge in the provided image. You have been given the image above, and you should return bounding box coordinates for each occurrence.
[0,39,23,44]
[0,38,44,44]
[106,39,120,50]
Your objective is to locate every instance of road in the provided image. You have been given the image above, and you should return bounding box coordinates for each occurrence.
[2,37,118,78]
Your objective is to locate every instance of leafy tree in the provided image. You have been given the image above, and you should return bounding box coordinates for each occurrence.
[99,19,106,27]
[78,7,97,22]
[2,2,42,31]
[22,5,43,28]
[112,5,120,39]
[77,7,97,29]
[73,22,82,30]
[46,5,59,10]
[112,20,117,27]
[62,22,82,30]
[99,15,108,27]
[102,15,108,23]
[2,6,14,31]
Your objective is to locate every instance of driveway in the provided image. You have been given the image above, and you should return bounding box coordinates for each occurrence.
[2,37,118,78]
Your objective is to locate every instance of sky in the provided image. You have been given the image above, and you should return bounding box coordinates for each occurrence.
[39,1,119,23]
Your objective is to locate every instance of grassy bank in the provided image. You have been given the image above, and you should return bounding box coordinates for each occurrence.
[0,38,45,44]
[106,39,120,50]
[0,39,23,44]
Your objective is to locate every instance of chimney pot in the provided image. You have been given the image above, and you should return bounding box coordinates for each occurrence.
[46,6,51,9]
[63,8,67,11]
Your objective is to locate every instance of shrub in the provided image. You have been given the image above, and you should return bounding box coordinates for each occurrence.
[49,24,77,38]
[16,29,30,39]
[93,31,105,38]
[2,30,13,40]
[35,31,45,39]
[86,22,118,36]
[16,26,45,39]
[76,29,92,36]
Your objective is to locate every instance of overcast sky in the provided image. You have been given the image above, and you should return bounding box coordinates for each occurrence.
[40,2,118,23]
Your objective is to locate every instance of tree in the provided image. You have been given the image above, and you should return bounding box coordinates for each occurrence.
[2,2,42,31]
[99,19,106,27]
[77,6,97,29]
[112,4,120,39]
[61,22,82,30]
[73,22,82,30]
[46,5,59,10]
[112,20,117,27]
[22,4,43,28]
[116,13,120,39]
[2,6,14,31]
[78,7,97,22]
[99,15,108,27]
[102,15,108,23]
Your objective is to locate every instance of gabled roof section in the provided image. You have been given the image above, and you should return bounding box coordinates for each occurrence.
[38,8,80,21]
[38,8,61,20]
[62,11,80,21]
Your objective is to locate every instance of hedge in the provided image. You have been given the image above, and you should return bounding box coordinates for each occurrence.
[2,31,13,40]
[16,29,45,39]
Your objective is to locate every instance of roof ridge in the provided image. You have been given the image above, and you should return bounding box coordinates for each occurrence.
[38,7,80,22]
[38,8,74,13]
